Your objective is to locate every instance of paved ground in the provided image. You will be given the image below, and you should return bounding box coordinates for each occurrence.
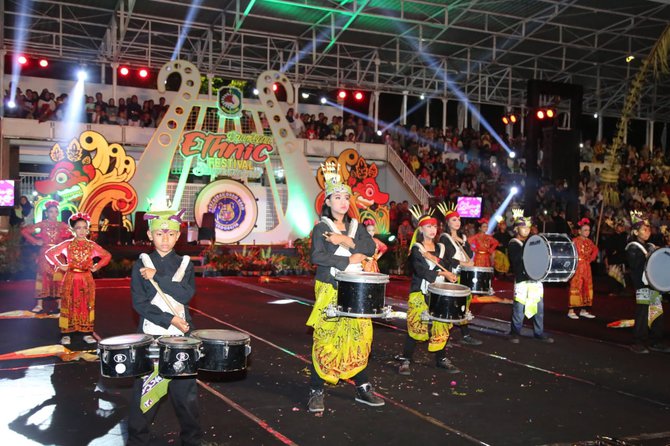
[0,274,669,446]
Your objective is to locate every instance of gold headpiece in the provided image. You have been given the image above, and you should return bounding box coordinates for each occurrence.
[630,210,649,229]
[321,161,352,197]
[512,208,531,227]
[436,202,459,219]
[408,204,433,222]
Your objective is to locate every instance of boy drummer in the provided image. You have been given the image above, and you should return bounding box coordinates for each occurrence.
[127,208,201,446]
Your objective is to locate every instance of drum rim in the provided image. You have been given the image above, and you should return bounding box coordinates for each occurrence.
[646,247,670,292]
[98,334,154,348]
[460,266,494,273]
[427,282,471,297]
[334,271,390,284]
[157,336,202,347]
[190,329,251,343]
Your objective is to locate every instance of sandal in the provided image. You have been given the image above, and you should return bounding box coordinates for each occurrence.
[60,336,71,345]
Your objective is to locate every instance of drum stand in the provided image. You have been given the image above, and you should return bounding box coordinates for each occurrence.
[324,303,397,319]
[420,310,472,324]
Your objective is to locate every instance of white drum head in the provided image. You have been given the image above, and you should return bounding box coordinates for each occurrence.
[646,247,670,292]
[523,235,550,281]
[191,329,250,344]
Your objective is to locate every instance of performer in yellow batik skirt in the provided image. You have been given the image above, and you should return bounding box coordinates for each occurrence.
[306,161,383,414]
[397,205,460,376]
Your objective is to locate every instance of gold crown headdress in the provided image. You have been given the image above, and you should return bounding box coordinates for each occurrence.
[629,210,649,229]
[408,204,434,222]
[321,161,352,197]
[436,202,459,219]
[408,205,438,253]
[512,208,531,227]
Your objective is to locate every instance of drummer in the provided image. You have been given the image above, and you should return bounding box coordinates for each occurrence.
[397,206,460,376]
[436,202,483,346]
[507,209,554,344]
[127,207,202,446]
[625,211,669,354]
[306,161,383,414]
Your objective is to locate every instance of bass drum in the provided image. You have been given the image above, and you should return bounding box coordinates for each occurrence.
[645,247,670,292]
[523,233,577,282]
[191,329,251,372]
[98,334,154,378]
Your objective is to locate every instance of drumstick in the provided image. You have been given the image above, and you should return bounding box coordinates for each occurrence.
[420,251,450,273]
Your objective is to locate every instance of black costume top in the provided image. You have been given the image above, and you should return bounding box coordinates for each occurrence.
[508,237,530,283]
[310,218,376,287]
[409,243,447,293]
[130,250,195,333]
[439,232,473,272]
[625,239,655,291]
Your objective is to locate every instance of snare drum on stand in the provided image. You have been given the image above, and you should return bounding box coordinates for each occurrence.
[459,266,494,295]
[423,283,471,323]
[325,272,392,318]
[191,329,251,372]
[98,334,154,378]
[523,233,577,282]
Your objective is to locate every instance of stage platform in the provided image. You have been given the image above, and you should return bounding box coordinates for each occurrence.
[0,274,669,445]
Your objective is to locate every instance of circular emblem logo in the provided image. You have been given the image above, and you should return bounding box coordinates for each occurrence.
[194,179,258,244]
[113,353,127,363]
[209,191,246,232]
[176,352,190,361]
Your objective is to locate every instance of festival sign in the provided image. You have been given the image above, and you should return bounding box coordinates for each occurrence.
[180,130,274,179]
[194,179,258,244]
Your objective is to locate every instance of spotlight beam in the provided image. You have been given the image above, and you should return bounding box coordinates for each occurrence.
[9,1,35,108]
[487,187,519,235]
[171,0,204,61]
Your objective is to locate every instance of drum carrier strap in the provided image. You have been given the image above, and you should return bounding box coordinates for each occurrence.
[415,242,446,294]
[321,216,359,277]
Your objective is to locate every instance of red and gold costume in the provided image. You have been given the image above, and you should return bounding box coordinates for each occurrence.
[469,232,499,268]
[45,238,111,333]
[22,219,71,299]
[568,236,598,308]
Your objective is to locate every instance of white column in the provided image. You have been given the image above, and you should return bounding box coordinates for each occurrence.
[520,105,525,136]
[401,91,408,126]
[441,98,447,132]
[373,91,380,131]
[463,101,469,129]
[111,62,118,103]
[647,120,655,149]
[293,83,300,115]
[207,73,213,99]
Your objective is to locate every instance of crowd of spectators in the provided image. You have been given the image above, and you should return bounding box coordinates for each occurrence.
[3,86,168,128]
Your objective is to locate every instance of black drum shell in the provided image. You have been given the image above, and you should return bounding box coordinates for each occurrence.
[428,292,467,322]
[158,337,201,378]
[191,329,250,372]
[99,334,154,378]
[336,281,386,315]
[459,267,493,294]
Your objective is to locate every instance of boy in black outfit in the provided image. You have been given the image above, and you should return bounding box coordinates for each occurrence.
[127,208,201,446]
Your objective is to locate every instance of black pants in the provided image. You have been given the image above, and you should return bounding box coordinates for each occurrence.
[633,303,665,345]
[127,376,202,446]
[309,362,369,390]
[402,335,447,363]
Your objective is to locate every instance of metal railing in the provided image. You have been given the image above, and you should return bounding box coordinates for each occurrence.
[386,145,431,208]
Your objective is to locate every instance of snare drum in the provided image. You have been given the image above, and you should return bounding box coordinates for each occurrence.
[98,334,154,378]
[334,271,389,318]
[191,329,251,372]
[157,336,202,378]
[459,266,494,294]
[427,283,471,323]
[523,233,577,282]
[645,247,670,292]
